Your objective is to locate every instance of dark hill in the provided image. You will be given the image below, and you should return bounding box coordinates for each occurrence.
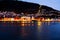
[41,5,56,11]
[40,5,60,14]
[0,1,40,13]
[0,1,59,14]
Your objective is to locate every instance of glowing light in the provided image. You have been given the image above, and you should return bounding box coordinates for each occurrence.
[21,23,25,26]
[37,21,42,32]
[11,18,14,21]
[44,18,51,21]
[31,16,35,20]
[37,21,42,27]
[0,17,59,22]
[42,18,45,21]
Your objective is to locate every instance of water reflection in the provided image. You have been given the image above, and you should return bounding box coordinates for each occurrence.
[0,21,60,40]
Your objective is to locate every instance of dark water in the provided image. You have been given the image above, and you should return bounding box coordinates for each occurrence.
[0,21,60,40]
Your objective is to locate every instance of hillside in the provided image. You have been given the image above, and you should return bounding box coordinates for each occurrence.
[0,1,59,18]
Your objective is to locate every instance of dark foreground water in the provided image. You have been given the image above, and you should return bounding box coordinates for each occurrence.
[0,21,60,40]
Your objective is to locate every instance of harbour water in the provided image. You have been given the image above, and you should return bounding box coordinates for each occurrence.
[0,21,60,40]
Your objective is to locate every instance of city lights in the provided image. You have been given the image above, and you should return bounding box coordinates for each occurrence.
[0,11,60,22]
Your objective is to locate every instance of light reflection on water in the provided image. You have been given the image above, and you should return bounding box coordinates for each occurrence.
[0,21,60,40]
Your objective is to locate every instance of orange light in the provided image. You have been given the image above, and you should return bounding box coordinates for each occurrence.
[0,17,58,22]
[45,18,51,21]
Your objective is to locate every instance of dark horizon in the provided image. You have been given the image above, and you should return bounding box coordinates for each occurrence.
[0,0,17,1]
